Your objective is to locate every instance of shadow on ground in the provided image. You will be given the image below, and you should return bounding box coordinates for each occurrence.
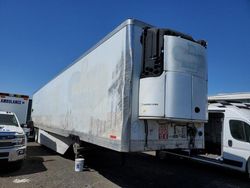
[77,147,250,188]
[0,143,56,177]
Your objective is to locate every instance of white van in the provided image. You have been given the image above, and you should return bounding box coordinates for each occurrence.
[159,101,250,177]
[0,111,27,167]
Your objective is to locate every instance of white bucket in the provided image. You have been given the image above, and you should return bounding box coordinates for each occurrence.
[75,158,84,172]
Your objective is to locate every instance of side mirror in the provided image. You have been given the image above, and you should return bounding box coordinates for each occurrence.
[27,121,34,128]
[21,124,27,128]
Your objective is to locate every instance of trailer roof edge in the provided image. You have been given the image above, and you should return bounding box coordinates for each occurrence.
[33,18,152,95]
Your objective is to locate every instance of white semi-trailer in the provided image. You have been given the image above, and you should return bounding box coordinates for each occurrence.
[32,19,207,155]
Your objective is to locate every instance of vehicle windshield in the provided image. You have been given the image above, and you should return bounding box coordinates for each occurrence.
[0,114,19,127]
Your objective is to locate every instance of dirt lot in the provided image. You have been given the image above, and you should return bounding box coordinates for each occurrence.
[0,142,249,188]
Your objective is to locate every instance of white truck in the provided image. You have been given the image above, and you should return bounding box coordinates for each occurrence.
[32,19,207,156]
[0,111,27,167]
[159,101,250,176]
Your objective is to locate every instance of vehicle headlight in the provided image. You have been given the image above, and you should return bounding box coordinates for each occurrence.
[15,135,25,146]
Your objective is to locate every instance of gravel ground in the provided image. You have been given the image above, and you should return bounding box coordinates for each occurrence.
[0,142,249,188]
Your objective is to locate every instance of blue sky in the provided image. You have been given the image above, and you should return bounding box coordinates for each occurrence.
[0,0,249,96]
